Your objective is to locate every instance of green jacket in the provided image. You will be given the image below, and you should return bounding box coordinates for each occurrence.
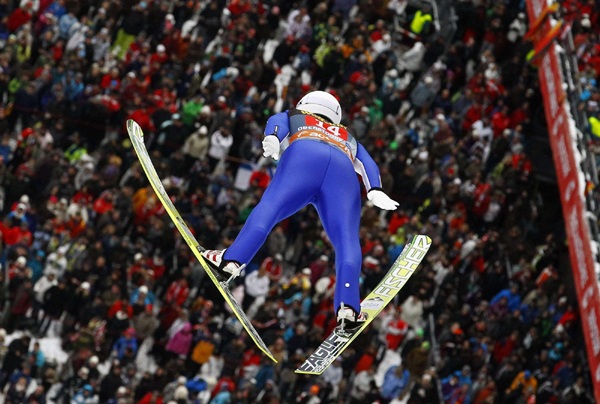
[183,100,204,126]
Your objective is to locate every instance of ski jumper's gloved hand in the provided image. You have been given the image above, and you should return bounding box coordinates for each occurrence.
[262,135,280,160]
[367,189,399,210]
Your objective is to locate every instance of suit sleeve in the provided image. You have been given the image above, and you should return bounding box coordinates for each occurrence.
[264,111,290,143]
[354,143,382,192]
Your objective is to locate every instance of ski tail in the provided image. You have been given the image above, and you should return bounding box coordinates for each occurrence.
[295,234,432,375]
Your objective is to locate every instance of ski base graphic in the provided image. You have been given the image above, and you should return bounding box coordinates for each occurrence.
[126,120,276,362]
[295,235,432,374]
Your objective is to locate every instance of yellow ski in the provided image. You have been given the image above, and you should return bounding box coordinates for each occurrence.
[126,120,276,362]
[296,235,431,374]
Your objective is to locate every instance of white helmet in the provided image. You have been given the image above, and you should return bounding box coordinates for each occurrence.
[296,91,342,124]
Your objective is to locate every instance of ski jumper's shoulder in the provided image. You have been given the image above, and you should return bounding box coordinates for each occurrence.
[265,111,290,142]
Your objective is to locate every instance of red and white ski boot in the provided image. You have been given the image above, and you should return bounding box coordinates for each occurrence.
[201,249,245,284]
[337,302,368,334]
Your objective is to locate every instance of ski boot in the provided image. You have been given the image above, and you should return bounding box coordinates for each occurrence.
[201,249,245,285]
[336,302,368,335]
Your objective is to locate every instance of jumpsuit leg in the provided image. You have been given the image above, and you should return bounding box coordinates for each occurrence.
[314,150,363,314]
[224,141,331,264]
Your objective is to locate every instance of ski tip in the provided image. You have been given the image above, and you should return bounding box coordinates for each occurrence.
[126,119,143,138]
[262,351,278,363]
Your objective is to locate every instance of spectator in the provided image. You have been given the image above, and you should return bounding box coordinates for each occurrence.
[381,363,410,402]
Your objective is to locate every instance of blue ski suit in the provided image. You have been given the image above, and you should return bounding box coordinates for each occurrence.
[224,109,383,313]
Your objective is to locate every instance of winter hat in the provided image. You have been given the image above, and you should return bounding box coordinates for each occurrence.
[174,386,189,400]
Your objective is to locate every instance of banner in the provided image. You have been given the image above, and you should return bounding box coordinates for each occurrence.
[525,0,600,399]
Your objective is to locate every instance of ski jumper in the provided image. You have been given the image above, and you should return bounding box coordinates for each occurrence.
[224,109,383,313]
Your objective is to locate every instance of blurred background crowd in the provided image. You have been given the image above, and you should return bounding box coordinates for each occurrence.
[0,0,599,403]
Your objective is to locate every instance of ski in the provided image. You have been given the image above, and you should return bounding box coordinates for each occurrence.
[295,234,432,375]
[125,120,276,362]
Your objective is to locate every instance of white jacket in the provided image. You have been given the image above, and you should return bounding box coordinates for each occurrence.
[400,296,424,329]
[66,202,89,222]
[244,271,270,298]
[351,370,375,399]
[34,275,57,303]
[207,131,233,160]
[45,252,67,276]
[201,355,225,381]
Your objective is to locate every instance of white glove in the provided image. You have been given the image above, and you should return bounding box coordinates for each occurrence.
[367,189,399,210]
[262,135,280,160]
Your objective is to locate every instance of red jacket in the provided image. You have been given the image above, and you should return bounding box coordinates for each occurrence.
[493,337,517,364]
[211,378,235,397]
[386,318,408,350]
[93,197,113,215]
[6,227,32,246]
[166,281,190,306]
[261,257,282,281]
[150,52,169,65]
[241,349,261,376]
[228,0,252,15]
[491,111,511,138]
[138,393,163,404]
[66,218,86,238]
[72,191,93,205]
[126,109,155,133]
[108,301,133,319]
[7,8,32,32]
[388,212,410,234]
[100,74,121,90]
[249,171,270,190]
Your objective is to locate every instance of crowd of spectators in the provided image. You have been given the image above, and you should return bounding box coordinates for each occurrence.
[0,0,598,404]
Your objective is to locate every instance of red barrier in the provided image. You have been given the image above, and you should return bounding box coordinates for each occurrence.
[525,0,600,399]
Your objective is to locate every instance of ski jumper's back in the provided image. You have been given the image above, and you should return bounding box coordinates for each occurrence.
[282,109,358,161]
[266,109,382,192]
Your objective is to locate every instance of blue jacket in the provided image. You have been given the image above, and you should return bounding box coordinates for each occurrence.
[112,337,138,360]
[381,366,410,399]
[186,376,208,393]
[490,289,521,312]
[47,1,67,18]
[442,371,472,388]
[59,14,78,38]
[254,364,274,390]
[130,288,155,305]
[30,350,45,368]
[210,391,231,404]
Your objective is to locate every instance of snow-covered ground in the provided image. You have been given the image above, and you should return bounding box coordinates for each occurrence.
[1,331,67,404]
